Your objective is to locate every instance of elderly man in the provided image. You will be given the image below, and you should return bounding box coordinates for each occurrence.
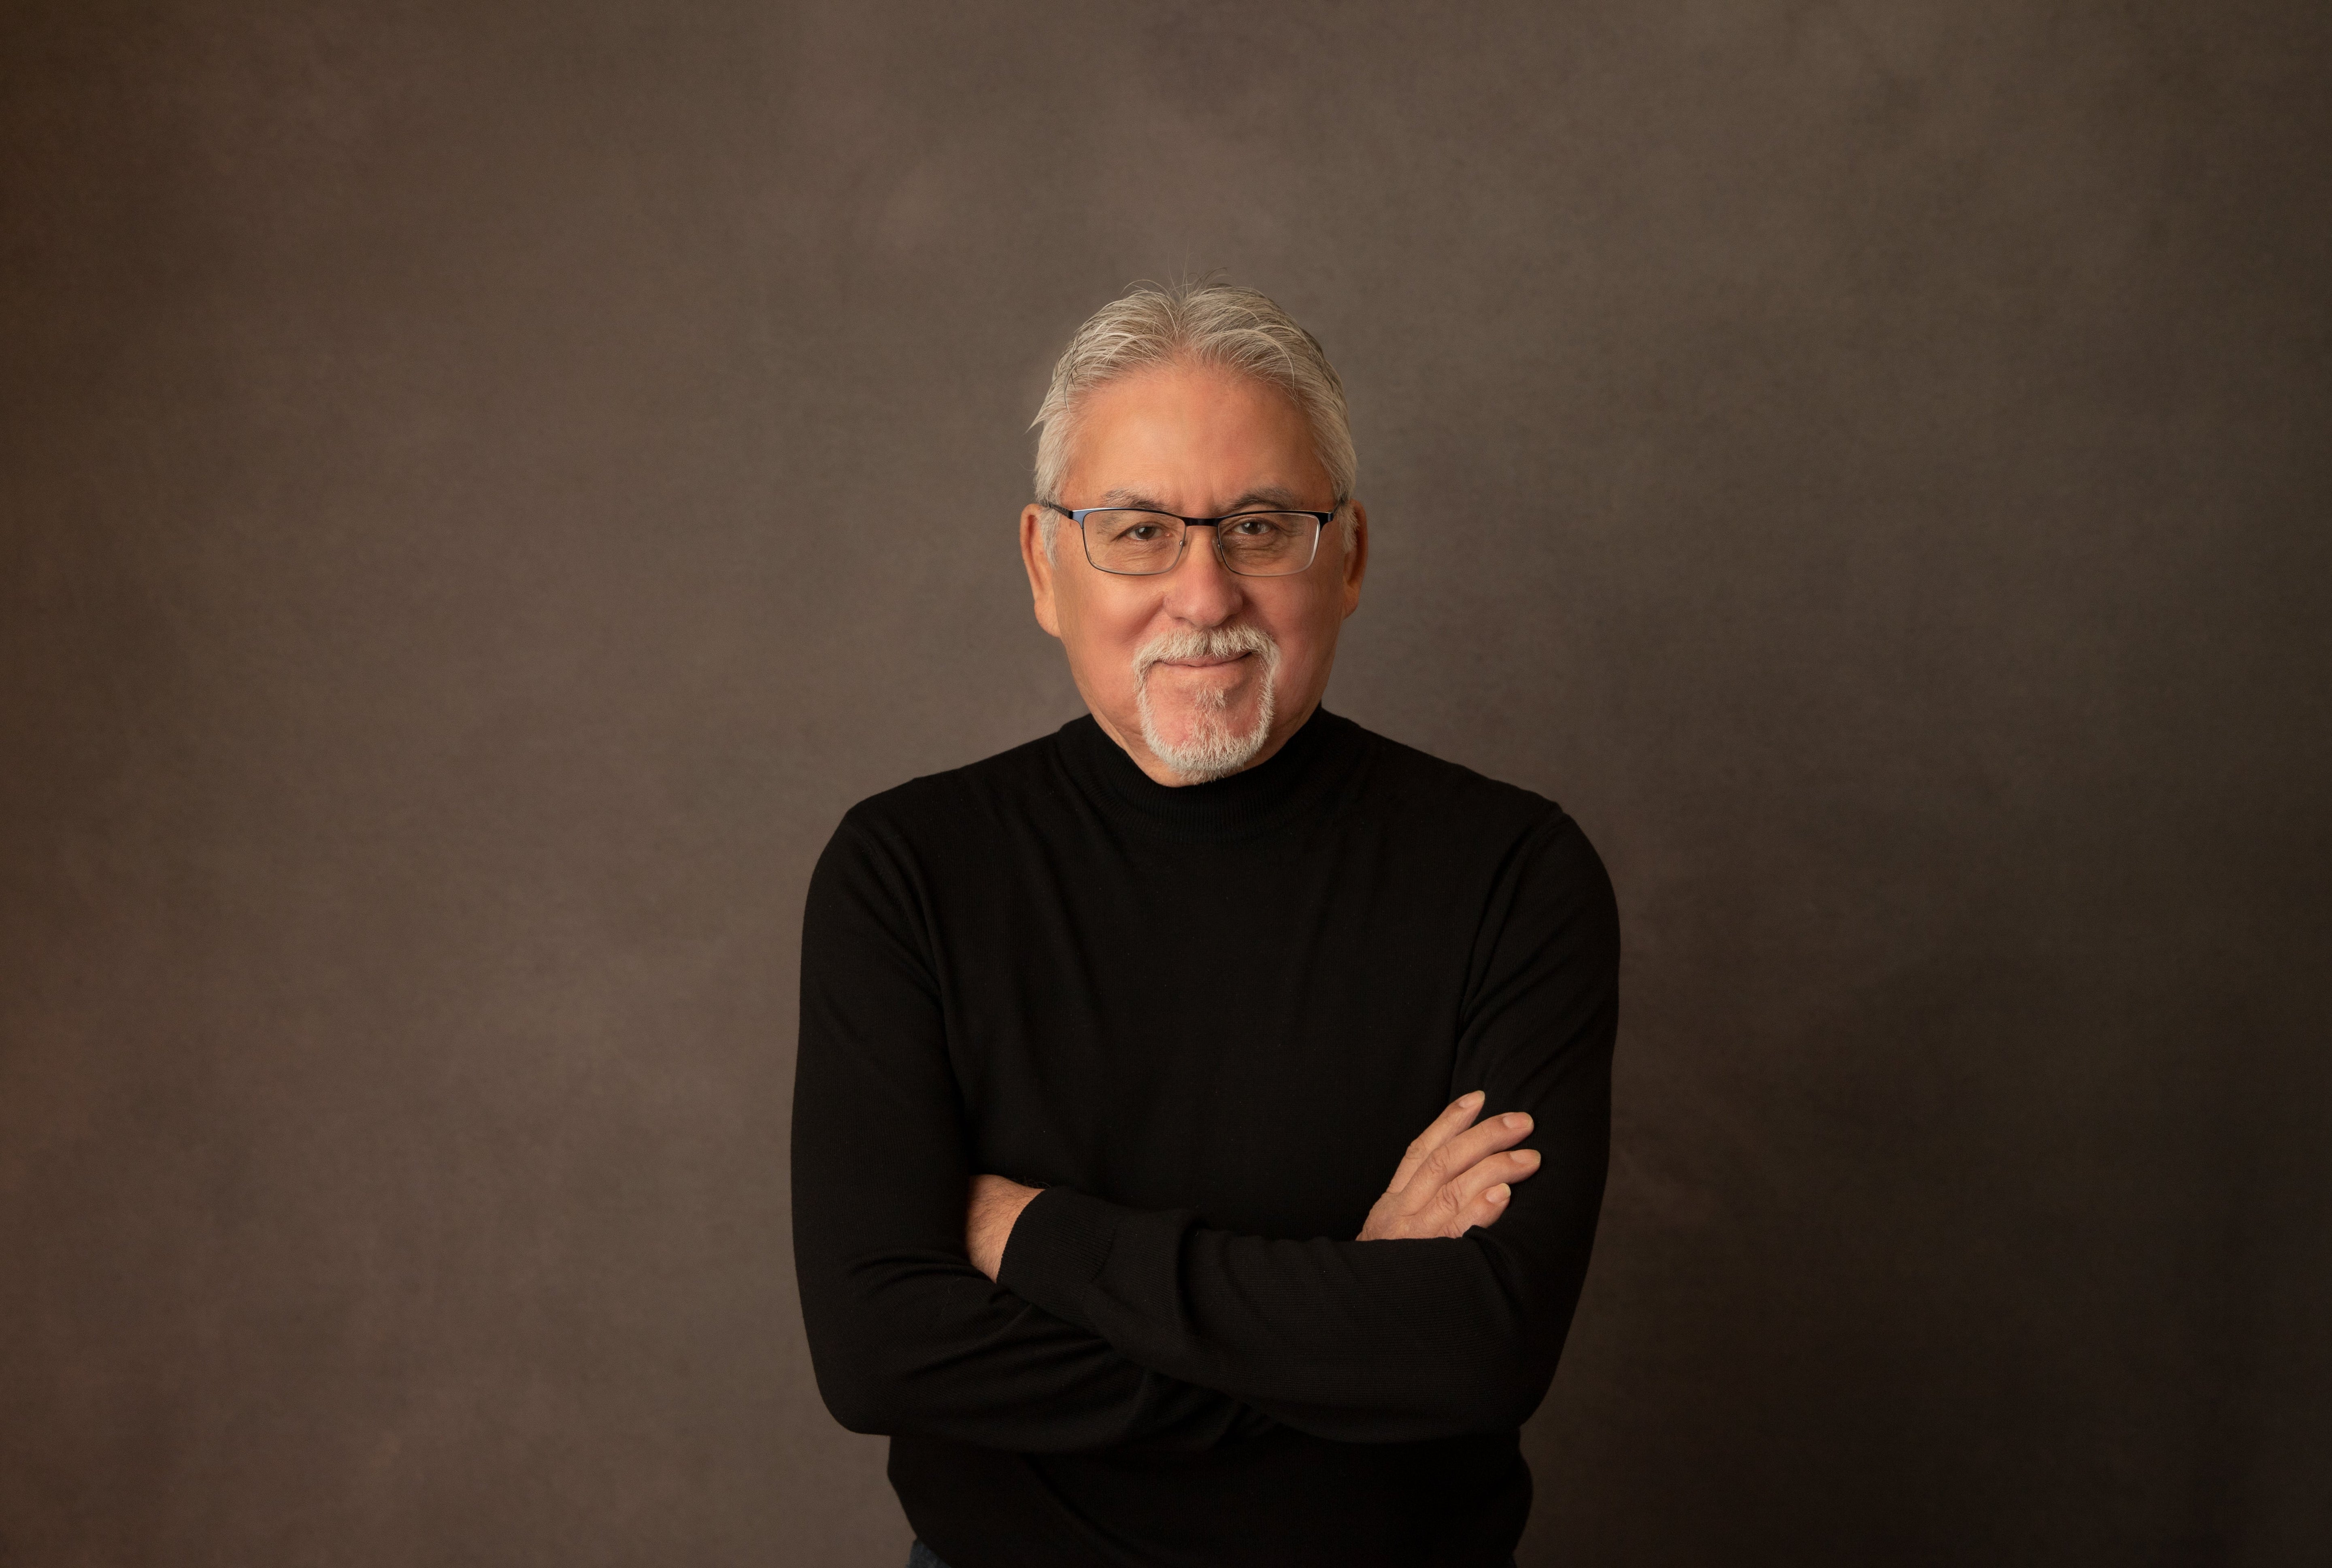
[792,284,1617,1568]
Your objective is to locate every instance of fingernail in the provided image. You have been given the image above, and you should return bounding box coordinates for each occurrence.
[1487,1185,1510,1202]
[1503,1113,1531,1130]
[1515,1149,1541,1166]
[1460,1091,1483,1107]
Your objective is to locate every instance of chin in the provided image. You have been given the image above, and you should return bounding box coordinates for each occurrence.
[1138,690,1276,782]
[1152,697,1266,746]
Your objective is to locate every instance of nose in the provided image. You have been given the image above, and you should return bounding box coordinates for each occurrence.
[1160,523,1245,626]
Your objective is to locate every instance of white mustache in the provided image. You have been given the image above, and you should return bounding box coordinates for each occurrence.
[1132,623,1279,683]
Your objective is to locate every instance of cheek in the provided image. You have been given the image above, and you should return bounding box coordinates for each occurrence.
[1262,589,1343,666]
[1060,594,1152,680]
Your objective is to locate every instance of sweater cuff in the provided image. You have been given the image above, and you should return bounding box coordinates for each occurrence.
[996,1185,1123,1332]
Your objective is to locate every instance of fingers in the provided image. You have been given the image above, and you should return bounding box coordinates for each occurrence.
[1445,1146,1543,1233]
[1385,1090,1485,1194]
[1470,1183,1513,1233]
[1358,1142,1544,1242]
[1365,1095,1545,1243]
[1398,1110,1536,1204]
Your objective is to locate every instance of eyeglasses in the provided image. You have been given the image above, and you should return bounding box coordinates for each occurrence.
[1045,503,1336,578]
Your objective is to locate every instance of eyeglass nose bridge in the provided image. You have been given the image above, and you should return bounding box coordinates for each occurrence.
[1048,502,1335,578]
[1177,516,1227,563]
[1135,517,1245,579]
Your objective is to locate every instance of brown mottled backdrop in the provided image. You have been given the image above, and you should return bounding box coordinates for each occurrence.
[3,2,2326,1564]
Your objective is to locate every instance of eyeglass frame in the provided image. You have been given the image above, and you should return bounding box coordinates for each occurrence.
[1040,500,1342,578]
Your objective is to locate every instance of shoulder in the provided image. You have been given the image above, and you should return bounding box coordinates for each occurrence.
[1345,721,1614,912]
[1348,723,1577,840]
[803,728,1073,938]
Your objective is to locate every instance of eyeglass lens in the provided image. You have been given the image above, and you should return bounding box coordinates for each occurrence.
[1081,511,1321,577]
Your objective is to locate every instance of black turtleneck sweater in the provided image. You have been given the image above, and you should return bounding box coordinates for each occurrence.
[792,708,1617,1568]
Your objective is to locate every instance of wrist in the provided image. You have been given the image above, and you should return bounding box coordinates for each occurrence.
[968,1175,1042,1280]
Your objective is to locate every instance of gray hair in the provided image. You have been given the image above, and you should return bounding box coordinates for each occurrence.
[1031,283,1357,552]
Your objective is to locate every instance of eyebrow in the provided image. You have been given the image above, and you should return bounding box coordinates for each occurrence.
[1093,485,1319,513]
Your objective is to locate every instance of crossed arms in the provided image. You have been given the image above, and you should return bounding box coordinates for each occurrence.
[966,1092,1548,1272]
[790,813,1618,1453]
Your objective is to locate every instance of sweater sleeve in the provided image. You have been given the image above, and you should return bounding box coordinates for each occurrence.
[994,815,1618,1443]
[790,813,1275,1453]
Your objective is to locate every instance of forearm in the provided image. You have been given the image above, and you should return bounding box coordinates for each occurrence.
[972,1104,1585,1440]
[995,1160,1600,1442]
[795,1239,1275,1451]
[792,1061,1279,1451]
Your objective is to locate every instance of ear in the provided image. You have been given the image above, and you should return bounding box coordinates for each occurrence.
[1021,504,1062,639]
[1339,500,1370,618]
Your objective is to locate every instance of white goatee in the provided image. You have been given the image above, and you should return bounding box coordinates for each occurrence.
[1131,623,1282,783]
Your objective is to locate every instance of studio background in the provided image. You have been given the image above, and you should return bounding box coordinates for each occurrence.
[4,2,2326,1564]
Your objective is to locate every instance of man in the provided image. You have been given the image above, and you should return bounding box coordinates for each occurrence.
[792,283,1618,1568]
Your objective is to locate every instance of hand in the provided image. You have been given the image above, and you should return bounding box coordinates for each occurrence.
[966,1174,1042,1280]
[1357,1091,1541,1240]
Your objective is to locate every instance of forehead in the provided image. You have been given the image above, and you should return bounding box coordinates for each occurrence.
[1061,362,1332,510]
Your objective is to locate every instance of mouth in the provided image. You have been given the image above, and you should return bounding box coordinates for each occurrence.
[1157,651,1253,670]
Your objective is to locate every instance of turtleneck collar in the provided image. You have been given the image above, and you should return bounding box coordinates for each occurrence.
[1054,703,1368,842]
